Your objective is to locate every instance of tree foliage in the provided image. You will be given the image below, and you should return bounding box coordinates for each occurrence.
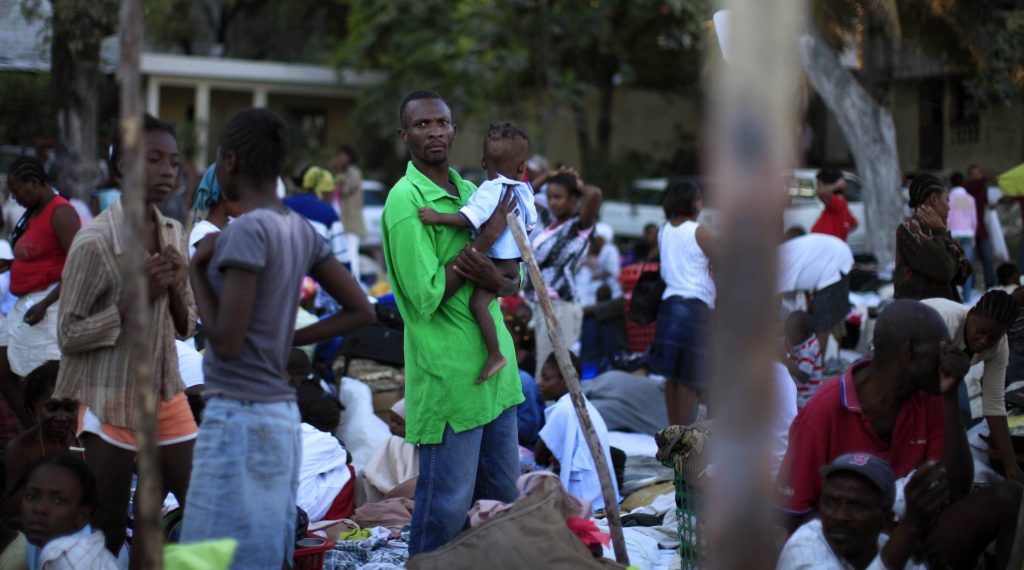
[337,0,707,185]
[145,0,350,61]
[0,72,55,146]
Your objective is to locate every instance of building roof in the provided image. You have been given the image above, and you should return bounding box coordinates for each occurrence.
[141,52,383,90]
[0,3,381,91]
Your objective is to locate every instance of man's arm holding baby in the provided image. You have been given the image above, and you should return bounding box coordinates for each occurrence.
[438,190,520,302]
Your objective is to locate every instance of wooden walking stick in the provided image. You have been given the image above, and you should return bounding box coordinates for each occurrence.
[119,0,163,566]
[508,216,629,566]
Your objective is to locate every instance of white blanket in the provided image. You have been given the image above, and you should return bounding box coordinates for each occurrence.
[337,376,391,471]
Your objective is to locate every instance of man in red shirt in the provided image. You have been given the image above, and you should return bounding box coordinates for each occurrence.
[777,299,1023,568]
[811,168,859,242]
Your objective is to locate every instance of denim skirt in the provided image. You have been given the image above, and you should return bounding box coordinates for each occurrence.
[648,296,712,388]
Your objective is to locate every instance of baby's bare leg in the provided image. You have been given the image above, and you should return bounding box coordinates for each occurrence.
[472,259,520,383]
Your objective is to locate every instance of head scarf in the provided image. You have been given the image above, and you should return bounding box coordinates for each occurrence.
[193,164,221,215]
[302,166,335,199]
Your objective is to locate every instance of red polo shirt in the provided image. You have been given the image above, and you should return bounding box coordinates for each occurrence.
[775,360,945,515]
[811,193,858,242]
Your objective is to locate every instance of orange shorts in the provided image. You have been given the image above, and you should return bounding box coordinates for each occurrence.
[77,392,198,451]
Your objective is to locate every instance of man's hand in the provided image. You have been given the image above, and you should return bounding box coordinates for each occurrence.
[938,341,970,394]
[191,233,219,269]
[23,302,48,326]
[453,246,506,293]
[902,461,949,533]
[419,207,443,225]
[477,189,518,244]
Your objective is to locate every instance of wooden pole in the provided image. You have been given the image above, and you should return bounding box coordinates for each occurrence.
[119,0,163,567]
[705,2,804,569]
[508,216,629,566]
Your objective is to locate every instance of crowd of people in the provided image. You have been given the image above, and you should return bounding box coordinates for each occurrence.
[0,85,1019,570]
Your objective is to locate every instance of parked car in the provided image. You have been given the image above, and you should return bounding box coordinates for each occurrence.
[603,169,868,252]
[600,178,672,239]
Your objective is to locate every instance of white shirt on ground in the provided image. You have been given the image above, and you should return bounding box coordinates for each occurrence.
[660,220,716,307]
[778,234,854,294]
[539,393,620,511]
[777,518,925,570]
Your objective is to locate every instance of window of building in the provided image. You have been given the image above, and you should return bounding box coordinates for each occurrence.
[286,107,328,150]
[949,80,980,146]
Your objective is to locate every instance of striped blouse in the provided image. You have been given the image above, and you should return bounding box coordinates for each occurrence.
[53,199,196,427]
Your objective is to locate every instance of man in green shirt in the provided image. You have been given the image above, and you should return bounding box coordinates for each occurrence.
[382,90,525,555]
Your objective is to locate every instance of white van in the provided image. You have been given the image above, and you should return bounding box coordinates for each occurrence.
[603,170,867,252]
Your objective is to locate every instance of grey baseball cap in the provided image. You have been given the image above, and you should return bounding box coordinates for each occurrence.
[820,452,896,507]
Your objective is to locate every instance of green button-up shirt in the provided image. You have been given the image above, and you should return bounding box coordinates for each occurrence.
[382,162,524,444]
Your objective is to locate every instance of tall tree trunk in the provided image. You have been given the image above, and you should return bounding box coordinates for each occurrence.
[799,21,903,264]
[119,0,163,567]
[51,8,101,202]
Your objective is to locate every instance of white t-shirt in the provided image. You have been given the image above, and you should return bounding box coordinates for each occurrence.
[777,519,925,570]
[175,339,204,389]
[660,220,716,307]
[777,234,854,294]
[539,393,620,512]
[188,220,221,258]
[297,422,352,522]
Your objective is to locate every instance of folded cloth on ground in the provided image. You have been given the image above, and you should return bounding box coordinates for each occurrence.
[583,371,668,434]
[469,471,592,528]
[621,482,675,512]
[622,513,663,527]
[362,434,418,503]
[609,432,659,458]
[324,533,409,570]
[597,527,661,570]
[620,456,674,497]
[352,497,414,530]
[337,528,372,541]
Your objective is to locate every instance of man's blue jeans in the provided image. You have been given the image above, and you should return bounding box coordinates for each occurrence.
[955,236,976,302]
[408,406,520,556]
